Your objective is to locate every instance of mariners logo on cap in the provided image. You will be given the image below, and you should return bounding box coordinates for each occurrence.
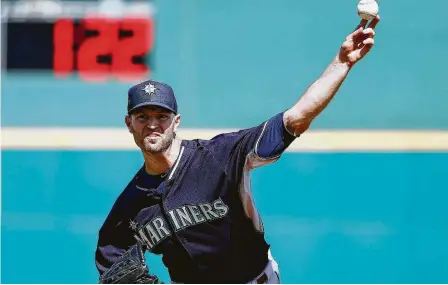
[143,83,158,97]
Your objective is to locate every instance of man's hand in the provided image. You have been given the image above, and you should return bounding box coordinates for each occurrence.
[337,16,380,67]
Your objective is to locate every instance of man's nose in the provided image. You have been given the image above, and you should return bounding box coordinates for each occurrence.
[147,118,158,129]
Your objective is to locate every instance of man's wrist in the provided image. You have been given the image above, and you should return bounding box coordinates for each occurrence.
[332,54,353,70]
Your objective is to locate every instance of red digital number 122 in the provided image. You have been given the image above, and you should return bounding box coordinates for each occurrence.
[53,17,153,82]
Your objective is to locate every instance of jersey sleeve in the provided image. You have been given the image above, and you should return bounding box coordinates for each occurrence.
[95,191,138,276]
[206,111,298,173]
[253,111,298,162]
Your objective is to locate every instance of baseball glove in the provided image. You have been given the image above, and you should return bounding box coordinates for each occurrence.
[99,241,163,284]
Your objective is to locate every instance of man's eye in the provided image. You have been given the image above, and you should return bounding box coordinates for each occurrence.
[137,115,148,120]
[158,115,168,120]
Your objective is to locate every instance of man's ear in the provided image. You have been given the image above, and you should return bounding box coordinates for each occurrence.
[125,115,133,133]
[173,114,181,133]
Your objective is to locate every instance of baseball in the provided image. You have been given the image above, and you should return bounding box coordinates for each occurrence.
[357,0,379,21]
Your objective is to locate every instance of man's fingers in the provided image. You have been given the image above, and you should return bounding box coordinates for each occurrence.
[345,17,378,51]
[362,27,375,38]
[359,39,374,57]
[347,27,363,40]
[347,19,369,40]
[368,15,380,29]
[363,38,375,45]
[359,19,369,29]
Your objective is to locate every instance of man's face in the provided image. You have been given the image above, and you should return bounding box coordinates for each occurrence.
[126,106,180,154]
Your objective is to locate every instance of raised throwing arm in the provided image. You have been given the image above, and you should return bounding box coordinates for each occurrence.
[284,17,380,136]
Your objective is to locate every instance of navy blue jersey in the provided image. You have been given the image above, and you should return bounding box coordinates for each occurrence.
[95,112,297,283]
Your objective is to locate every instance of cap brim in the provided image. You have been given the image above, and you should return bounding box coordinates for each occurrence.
[128,102,177,114]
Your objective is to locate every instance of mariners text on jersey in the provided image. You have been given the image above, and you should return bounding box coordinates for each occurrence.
[133,197,229,250]
[95,111,297,283]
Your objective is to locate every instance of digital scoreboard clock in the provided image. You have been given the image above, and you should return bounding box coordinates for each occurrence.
[1,0,155,82]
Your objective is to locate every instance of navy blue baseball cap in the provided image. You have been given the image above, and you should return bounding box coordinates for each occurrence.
[127,80,178,114]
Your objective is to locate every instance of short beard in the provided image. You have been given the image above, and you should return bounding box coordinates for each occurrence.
[141,124,176,154]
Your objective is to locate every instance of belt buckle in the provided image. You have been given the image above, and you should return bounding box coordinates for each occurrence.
[256,272,268,284]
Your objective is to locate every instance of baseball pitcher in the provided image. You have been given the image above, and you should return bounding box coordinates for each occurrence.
[95,16,380,284]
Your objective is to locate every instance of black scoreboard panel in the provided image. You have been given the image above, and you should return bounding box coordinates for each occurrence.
[5,21,55,70]
[2,17,154,81]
